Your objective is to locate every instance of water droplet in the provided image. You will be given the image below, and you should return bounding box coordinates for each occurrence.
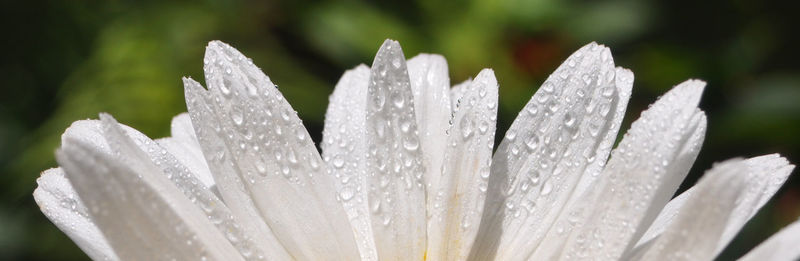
[400,121,411,133]
[460,118,474,139]
[478,120,489,134]
[332,155,345,169]
[280,109,291,122]
[547,101,559,113]
[391,91,405,108]
[505,201,515,210]
[371,90,386,111]
[520,178,531,192]
[340,186,355,201]
[564,113,576,128]
[525,135,539,151]
[221,77,233,96]
[392,57,402,68]
[526,105,539,115]
[231,107,244,126]
[287,149,298,164]
[542,82,555,93]
[602,86,615,97]
[536,94,549,103]
[403,137,419,151]
[61,197,78,210]
[530,170,541,184]
[506,130,517,141]
[374,122,385,138]
[280,165,291,178]
[588,121,602,137]
[581,74,592,84]
[370,199,381,214]
[541,181,553,196]
[599,103,611,117]
[255,159,267,175]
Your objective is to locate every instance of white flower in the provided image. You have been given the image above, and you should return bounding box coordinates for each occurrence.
[34,39,798,261]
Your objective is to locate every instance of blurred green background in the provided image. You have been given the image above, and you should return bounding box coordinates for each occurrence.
[1,0,799,260]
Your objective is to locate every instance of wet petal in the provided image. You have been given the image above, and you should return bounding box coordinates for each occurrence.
[407,53,451,202]
[629,187,694,255]
[636,159,748,261]
[100,114,274,260]
[364,39,426,260]
[544,80,706,260]
[427,69,497,260]
[57,137,243,260]
[157,113,216,190]
[622,109,706,251]
[184,79,292,260]
[471,43,629,260]
[34,168,119,261]
[630,154,795,257]
[321,64,377,260]
[715,154,795,253]
[450,79,471,112]
[188,40,361,260]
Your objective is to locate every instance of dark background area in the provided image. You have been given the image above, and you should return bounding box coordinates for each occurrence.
[1,0,799,260]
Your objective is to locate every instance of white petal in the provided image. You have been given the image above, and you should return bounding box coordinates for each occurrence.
[630,154,795,257]
[407,54,451,200]
[470,42,628,260]
[57,138,244,260]
[62,118,213,196]
[99,114,275,260]
[60,116,286,260]
[321,64,378,260]
[636,159,749,261]
[630,187,695,252]
[61,120,110,150]
[184,79,292,260]
[623,109,706,251]
[364,39,426,260]
[34,168,119,261]
[157,113,216,190]
[571,67,634,197]
[427,69,497,261]
[193,41,360,260]
[547,79,707,260]
[739,218,800,261]
[716,154,794,253]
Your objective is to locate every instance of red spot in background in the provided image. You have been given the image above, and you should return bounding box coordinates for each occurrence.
[511,36,564,77]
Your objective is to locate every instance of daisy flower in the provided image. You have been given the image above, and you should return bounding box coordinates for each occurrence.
[34,39,798,260]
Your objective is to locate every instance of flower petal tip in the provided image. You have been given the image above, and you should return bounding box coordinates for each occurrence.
[378,39,403,54]
[381,38,399,46]
[97,112,113,122]
[206,40,230,50]
[182,77,205,92]
[475,68,498,87]
[656,79,706,111]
